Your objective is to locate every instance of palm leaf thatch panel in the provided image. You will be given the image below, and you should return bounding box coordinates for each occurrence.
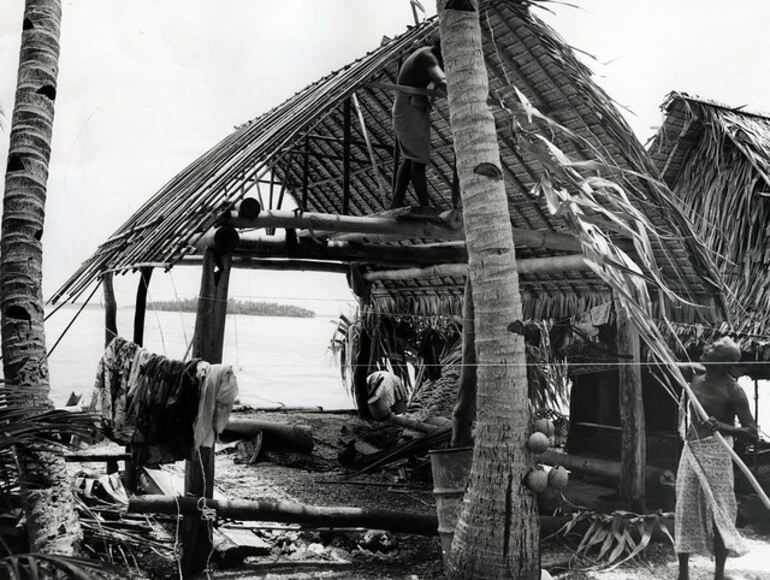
[649,92,770,358]
[52,1,723,325]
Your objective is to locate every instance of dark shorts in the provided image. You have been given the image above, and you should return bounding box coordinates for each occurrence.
[393,94,431,164]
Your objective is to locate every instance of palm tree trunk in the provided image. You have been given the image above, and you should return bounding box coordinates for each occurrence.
[1,0,82,554]
[437,1,540,578]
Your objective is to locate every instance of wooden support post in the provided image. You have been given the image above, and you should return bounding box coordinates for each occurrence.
[301,135,310,211]
[615,297,646,512]
[102,273,118,349]
[183,248,232,577]
[352,321,373,420]
[268,169,275,212]
[342,97,352,215]
[132,267,153,347]
[451,277,477,447]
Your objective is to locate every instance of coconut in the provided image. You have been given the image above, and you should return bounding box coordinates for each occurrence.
[534,418,555,438]
[527,432,549,454]
[548,466,569,490]
[526,469,548,493]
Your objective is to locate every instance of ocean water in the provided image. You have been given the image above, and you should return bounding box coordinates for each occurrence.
[7,304,770,437]
[42,304,356,410]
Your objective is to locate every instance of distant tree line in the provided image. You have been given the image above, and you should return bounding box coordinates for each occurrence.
[149,298,315,318]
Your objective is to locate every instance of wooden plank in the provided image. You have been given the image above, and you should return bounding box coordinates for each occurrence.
[63,453,130,463]
[301,135,310,211]
[102,273,118,349]
[132,267,153,347]
[615,296,646,511]
[183,248,232,577]
[362,255,589,282]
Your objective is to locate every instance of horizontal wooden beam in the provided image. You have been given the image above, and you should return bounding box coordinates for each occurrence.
[129,496,439,537]
[231,236,468,265]
[222,208,610,254]
[362,254,589,282]
[225,209,463,239]
[180,257,349,274]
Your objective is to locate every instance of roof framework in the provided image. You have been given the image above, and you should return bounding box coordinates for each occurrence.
[53,1,723,325]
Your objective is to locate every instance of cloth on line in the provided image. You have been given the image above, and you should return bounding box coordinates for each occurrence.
[392,93,431,165]
[674,435,747,557]
[128,355,202,466]
[193,363,239,449]
[89,336,140,443]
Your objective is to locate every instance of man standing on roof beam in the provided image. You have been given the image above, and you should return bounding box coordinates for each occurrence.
[389,35,458,209]
[436,0,540,578]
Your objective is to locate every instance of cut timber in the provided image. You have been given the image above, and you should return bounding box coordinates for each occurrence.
[180,258,348,274]
[362,254,589,282]
[224,208,463,239]
[213,527,271,568]
[129,497,620,541]
[183,248,232,577]
[102,273,118,348]
[130,496,438,536]
[224,419,314,454]
[213,237,468,266]
[63,453,130,463]
[615,295,646,511]
[539,450,674,490]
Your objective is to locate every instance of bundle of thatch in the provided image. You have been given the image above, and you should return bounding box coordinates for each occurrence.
[407,342,462,422]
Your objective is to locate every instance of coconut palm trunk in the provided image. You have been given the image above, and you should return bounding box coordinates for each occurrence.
[437,1,540,578]
[1,0,82,554]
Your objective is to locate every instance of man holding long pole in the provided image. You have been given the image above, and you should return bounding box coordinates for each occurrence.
[676,337,758,580]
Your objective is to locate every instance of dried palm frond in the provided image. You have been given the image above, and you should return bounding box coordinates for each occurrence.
[0,554,134,579]
[504,84,770,506]
[650,94,770,350]
[559,509,673,570]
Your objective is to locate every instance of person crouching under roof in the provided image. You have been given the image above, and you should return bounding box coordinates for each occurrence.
[675,336,758,580]
[389,35,447,209]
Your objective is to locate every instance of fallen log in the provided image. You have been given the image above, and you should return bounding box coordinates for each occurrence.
[223,418,314,453]
[128,496,438,536]
[539,449,675,490]
[128,497,676,545]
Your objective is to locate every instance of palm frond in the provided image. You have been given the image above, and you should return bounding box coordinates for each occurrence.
[0,553,133,579]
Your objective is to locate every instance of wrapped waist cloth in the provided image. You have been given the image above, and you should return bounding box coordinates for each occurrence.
[392,93,431,165]
[674,435,747,557]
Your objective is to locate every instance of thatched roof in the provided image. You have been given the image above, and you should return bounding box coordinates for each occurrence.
[649,92,770,358]
[52,1,724,325]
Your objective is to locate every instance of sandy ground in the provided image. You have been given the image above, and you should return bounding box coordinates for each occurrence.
[72,409,770,579]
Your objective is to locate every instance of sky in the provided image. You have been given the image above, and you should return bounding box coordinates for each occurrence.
[2,0,770,313]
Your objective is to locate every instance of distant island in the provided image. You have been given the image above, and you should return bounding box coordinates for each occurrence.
[149,298,315,318]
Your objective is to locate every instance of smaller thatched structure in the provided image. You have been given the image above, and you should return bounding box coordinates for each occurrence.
[649,92,770,375]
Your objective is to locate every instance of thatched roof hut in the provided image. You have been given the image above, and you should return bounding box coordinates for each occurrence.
[649,92,770,369]
[52,1,724,333]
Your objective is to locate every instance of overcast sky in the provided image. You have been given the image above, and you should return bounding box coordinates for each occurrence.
[1,0,770,311]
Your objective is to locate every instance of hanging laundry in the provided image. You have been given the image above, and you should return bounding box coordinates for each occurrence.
[129,357,202,467]
[89,336,140,442]
[192,364,239,449]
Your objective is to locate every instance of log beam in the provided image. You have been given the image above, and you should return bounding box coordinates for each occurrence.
[102,273,118,349]
[132,496,438,536]
[225,208,463,239]
[220,236,468,266]
[362,255,589,282]
[132,267,153,347]
[184,248,232,577]
[615,296,647,511]
[222,208,627,253]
